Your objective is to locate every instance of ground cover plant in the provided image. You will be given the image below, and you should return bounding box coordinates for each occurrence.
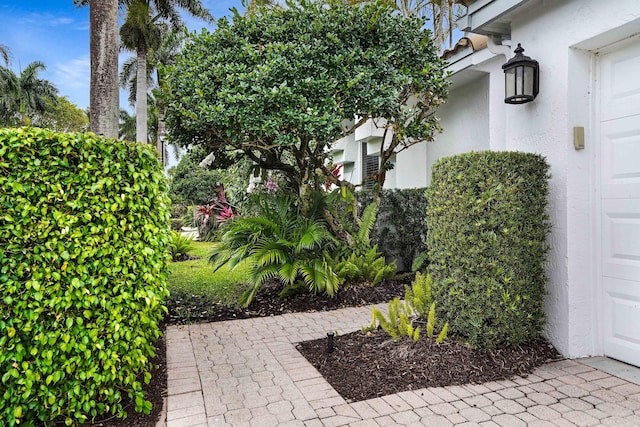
[0,127,170,425]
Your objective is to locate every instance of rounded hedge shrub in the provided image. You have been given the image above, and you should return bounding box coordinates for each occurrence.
[0,128,170,425]
[426,151,551,349]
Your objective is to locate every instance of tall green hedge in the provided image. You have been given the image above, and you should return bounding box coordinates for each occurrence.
[426,151,550,349]
[0,128,170,425]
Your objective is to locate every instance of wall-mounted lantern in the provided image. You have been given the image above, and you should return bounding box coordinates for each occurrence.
[502,43,539,104]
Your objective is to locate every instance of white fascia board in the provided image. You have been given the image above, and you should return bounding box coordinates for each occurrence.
[446,46,496,76]
[457,0,533,35]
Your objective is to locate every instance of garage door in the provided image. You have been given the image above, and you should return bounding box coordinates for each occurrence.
[600,36,640,367]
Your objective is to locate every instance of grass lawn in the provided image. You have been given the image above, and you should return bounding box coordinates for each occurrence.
[168,240,249,306]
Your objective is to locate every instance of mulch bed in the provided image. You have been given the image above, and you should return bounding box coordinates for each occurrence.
[296,330,561,402]
[171,254,202,262]
[164,277,409,324]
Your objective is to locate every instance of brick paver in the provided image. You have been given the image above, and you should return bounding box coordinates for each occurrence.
[164,305,640,426]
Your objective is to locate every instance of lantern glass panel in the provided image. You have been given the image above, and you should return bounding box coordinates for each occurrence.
[516,66,524,95]
[505,68,515,98]
[523,66,534,97]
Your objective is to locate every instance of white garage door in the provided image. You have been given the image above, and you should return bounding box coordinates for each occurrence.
[600,36,640,367]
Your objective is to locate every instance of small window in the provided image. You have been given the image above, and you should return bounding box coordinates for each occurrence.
[362,142,379,191]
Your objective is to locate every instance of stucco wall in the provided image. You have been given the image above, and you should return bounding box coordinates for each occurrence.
[435,0,640,358]
[425,75,491,185]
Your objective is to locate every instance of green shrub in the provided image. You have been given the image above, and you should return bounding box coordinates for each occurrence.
[0,127,170,425]
[356,188,428,272]
[168,146,252,210]
[426,151,550,349]
[170,218,185,231]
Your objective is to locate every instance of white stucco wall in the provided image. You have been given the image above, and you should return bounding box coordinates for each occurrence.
[425,75,491,185]
[507,0,640,359]
[441,0,640,358]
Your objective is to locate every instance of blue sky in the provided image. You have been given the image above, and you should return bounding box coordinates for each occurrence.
[0,0,243,112]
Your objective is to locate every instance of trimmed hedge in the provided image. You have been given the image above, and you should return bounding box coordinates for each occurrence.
[0,128,170,425]
[426,151,550,349]
[357,188,429,272]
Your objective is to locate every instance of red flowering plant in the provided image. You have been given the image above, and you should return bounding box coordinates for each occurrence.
[195,184,236,240]
[324,164,342,191]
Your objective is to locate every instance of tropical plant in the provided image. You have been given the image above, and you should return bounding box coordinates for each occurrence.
[332,193,397,284]
[210,195,339,307]
[0,61,58,126]
[119,0,212,144]
[169,231,195,261]
[74,0,120,137]
[369,272,448,343]
[334,245,396,286]
[162,0,448,245]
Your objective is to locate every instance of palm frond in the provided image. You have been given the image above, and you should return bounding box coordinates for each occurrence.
[253,241,289,268]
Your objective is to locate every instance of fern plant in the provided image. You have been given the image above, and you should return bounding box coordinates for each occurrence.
[335,245,397,285]
[210,195,340,307]
[333,198,397,285]
[405,271,433,318]
[368,273,448,343]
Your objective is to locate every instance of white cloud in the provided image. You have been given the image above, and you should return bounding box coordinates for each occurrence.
[49,17,74,26]
[51,55,90,109]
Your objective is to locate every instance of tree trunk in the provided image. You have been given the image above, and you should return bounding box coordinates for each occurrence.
[90,0,119,138]
[136,43,148,144]
[157,90,166,164]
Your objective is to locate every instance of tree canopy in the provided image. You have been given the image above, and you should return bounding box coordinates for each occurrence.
[163,0,447,190]
[32,96,88,132]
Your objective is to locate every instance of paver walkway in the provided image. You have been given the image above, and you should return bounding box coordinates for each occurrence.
[164,304,640,426]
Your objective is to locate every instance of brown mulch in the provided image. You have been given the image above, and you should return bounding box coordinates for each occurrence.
[171,253,202,262]
[106,276,562,424]
[296,330,561,402]
[164,276,409,324]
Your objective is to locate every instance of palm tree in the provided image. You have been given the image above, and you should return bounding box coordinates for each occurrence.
[118,94,158,143]
[74,0,120,138]
[0,44,10,66]
[119,0,212,145]
[0,61,58,126]
[210,196,340,307]
[120,25,185,162]
[119,109,137,140]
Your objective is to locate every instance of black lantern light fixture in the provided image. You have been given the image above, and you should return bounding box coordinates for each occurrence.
[502,43,539,104]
